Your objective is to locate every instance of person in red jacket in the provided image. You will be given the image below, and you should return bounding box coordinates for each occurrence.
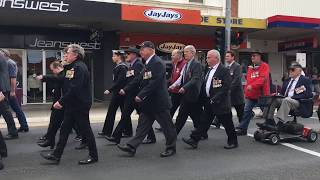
[155,49,186,132]
[236,50,270,136]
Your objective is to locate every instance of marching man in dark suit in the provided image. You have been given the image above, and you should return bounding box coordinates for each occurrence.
[182,49,238,149]
[117,41,177,157]
[212,51,245,127]
[257,62,313,130]
[170,45,203,136]
[106,47,144,144]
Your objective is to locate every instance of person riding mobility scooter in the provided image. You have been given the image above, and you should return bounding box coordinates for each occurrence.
[254,62,318,145]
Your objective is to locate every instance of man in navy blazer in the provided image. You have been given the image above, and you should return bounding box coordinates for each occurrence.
[257,62,313,130]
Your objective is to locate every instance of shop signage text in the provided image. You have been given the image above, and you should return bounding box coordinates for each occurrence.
[144,9,182,22]
[29,38,101,50]
[0,0,69,13]
[157,42,185,53]
[278,37,318,52]
[201,16,266,29]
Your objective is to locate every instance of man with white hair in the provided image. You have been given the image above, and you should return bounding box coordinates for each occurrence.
[41,44,98,165]
[182,49,238,149]
[171,45,204,136]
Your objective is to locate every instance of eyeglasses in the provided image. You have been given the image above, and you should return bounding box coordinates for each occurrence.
[288,68,295,72]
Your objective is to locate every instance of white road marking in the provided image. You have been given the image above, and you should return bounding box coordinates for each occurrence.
[187,119,320,158]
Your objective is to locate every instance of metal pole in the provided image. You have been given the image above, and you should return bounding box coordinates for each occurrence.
[225,0,232,51]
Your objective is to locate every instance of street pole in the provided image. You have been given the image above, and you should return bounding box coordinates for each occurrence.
[225,0,231,51]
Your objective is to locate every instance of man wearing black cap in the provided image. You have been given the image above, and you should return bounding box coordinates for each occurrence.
[257,62,313,130]
[106,47,144,144]
[117,41,177,157]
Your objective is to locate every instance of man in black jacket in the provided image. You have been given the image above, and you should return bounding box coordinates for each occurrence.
[117,41,177,157]
[41,44,98,165]
[212,50,245,127]
[171,45,203,135]
[106,47,145,144]
[182,49,238,149]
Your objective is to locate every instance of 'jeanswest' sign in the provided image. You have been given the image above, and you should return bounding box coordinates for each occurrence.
[144,8,182,22]
[29,38,101,50]
[0,0,69,12]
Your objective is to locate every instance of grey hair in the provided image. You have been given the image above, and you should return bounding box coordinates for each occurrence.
[67,44,85,59]
[172,49,183,58]
[0,49,10,60]
[184,45,196,55]
[208,49,221,62]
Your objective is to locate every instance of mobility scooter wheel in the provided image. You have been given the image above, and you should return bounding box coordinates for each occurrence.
[268,134,280,145]
[307,130,318,142]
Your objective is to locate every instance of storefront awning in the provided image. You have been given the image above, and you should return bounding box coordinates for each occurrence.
[268,15,320,29]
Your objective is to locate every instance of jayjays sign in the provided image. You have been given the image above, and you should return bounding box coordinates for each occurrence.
[144,8,182,22]
[157,42,185,53]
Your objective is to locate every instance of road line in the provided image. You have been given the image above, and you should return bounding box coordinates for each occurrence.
[187,119,320,158]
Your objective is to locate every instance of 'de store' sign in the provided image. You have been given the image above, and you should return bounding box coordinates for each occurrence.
[122,4,200,25]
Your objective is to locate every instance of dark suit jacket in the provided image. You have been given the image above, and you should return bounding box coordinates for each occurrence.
[108,62,128,96]
[125,59,144,96]
[42,71,64,110]
[202,64,232,115]
[228,62,244,105]
[127,55,172,113]
[181,59,203,102]
[281,75,313,117]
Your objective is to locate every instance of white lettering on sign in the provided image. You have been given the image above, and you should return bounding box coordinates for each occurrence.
[144,9,182,22]
[29,38,101,50]
[0,0,69,13]
[157,42,185,53]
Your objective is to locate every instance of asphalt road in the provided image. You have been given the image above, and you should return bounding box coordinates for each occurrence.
[1,114,320,180]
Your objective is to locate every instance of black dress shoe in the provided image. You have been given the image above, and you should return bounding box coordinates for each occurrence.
[74,135,82,142]
[155,127,163,132]
[235,128,247,136]
[4,134,18,140]
[182,137,198,149]
[160,148,176,157]
[78,156,98,165]
[38,140,55,149]
[142,138,156,144]
[117,144,136,156]
[40,153,60,164]
[224,143,239,149]
[17,127,29,133]
[75,143,88,150]
[105,136,120,144]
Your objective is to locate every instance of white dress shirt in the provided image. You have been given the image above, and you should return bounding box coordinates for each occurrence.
[206,63,219,97]
[145,54,155,65]
[287,75,301,97]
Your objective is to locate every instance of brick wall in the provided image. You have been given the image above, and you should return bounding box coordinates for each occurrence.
[231,0,238,17]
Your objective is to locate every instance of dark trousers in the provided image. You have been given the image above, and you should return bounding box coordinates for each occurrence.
[0,92,17,135]
[214,104,244,124]
[45,109,64,143]
[191,100,237,145]
[170,92,182,118]
[53,108,98,159]
[102,95,125,136]
[127,110,176,150]
[0,130,7,158]
[174,99,202,135]
[112,95,134,139]
[9,95,28,129]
